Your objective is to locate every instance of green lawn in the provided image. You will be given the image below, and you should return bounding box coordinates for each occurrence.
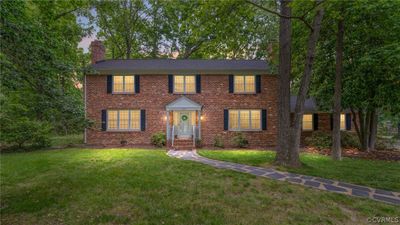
[199,150,400,191]
[1,149,399,225]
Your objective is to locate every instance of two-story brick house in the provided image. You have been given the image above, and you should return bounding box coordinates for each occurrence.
[85,40,352,149]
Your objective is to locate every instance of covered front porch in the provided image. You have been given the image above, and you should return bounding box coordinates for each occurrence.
[166,97,202,148]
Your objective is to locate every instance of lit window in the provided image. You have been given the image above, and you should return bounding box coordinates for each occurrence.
[302,114,313,131]
[174,75,196,93]
[340,114,346,130]
[107,110,140,130]
[229,109,261,131]
[234,75,255,93]
[113,75,135,93]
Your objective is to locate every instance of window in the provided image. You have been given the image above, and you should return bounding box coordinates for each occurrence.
[229,110,261,130]
[174,75,195,93]
[107,110,140,130]
[302,114,313,131]
[113,75,135,93]
[234,75,255,93]
[340,113,346,130]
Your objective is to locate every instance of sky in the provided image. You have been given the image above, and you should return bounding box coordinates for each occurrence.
[77,11,98,53]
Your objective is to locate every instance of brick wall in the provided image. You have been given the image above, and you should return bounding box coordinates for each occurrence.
[85,74,278,148]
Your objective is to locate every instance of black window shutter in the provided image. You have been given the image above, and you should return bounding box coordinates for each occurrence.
[224,109,229,130]
[228,75,234,93]
[262,109,267,130]
[168,75,173,93]
[256,75,261,93]
[135,75,140,93]
[101,109,107,131]
[313,113,319,130]
[196,74,201,93]
[107,75,113,93]
[140,110,146,131]
[345,113,351,130]
[330,114,333,130]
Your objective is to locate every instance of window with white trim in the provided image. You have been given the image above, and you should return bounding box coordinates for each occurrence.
[107,110,140,130]
[113,75,134,93]
[234,75,255,93]
[174,75,195,93]
[302,114,313,131]
[229,110,261,130]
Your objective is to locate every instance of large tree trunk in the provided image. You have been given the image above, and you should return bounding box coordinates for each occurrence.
[275,0,292,166]
[288,8,325,167]
[332,17,344,160]
[369,109,378,151]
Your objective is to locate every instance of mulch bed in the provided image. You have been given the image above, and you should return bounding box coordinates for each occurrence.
[303,147,400,161]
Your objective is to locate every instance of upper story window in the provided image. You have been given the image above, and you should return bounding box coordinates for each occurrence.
[107,109,140,130]
[340,113,346,130]
[174,75,195,93]
[234,75,255,93]
[229,109,261,131]
[302,114,313,131]
[113,75,135,93]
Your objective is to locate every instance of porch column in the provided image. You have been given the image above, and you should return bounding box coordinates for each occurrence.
[198,110,201,140]
[166,110,170,140]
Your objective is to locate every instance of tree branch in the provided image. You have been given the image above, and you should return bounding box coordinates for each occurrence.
[244,0,324,31]
[54,7,80,20]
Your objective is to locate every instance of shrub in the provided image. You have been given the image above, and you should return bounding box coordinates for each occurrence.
[305,131,331,149]
[340,131,360,149]
[150,132,166,147]
[213,135,224,148]
[232,132,248,148]
[196,139,203,148]
[0,117,51,149]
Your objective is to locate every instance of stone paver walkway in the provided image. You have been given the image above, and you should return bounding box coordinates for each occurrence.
[167,150,400,205]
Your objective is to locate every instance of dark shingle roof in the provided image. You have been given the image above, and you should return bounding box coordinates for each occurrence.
[91,59,271,75]
[290,96,318,113]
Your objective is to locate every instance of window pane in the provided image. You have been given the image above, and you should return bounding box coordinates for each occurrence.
[119,110,129,129]
[174,76,184,93]
[251,110,261,129]
[340,114,346,130]
[191,111,196,125]
[124,76,135,92]
[113,76,124,92]
[185,76,196,93]
[240,110,250,129]
[229,110,239,129]
[173,111,179,126]
[302,114,313,130]
[108,110,118,129]
[130,110,140,129]
[245,76,255,92]
[234,76,245,93]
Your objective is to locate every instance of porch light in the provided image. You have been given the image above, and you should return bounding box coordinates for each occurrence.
[164,116,167,121]
[201,116,204,120]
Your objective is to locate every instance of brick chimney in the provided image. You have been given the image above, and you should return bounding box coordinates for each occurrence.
[90,40,105,64]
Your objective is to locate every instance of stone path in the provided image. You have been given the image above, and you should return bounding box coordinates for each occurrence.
[167,150,400,205]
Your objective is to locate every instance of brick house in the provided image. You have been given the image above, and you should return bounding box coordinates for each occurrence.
[85,41,352,149]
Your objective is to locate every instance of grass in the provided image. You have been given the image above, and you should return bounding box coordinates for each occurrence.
[50,134,83,147]
[1,149,399,225]
[199,150,400,191]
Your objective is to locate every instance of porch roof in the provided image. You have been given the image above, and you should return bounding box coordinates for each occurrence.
[166,96,202,111]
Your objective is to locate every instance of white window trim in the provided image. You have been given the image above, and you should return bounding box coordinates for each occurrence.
[112,75,135,94]
[173,75,196,94]
[107,109,141,131]
[234,75,256,94]
[302,114,314,131]
[229,109,262,131]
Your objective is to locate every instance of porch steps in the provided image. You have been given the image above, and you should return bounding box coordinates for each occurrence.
[173,139,195,150]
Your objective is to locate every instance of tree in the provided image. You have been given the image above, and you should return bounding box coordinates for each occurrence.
[248,0,325,167]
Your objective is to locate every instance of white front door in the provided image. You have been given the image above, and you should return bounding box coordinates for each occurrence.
[178,111,192,138]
